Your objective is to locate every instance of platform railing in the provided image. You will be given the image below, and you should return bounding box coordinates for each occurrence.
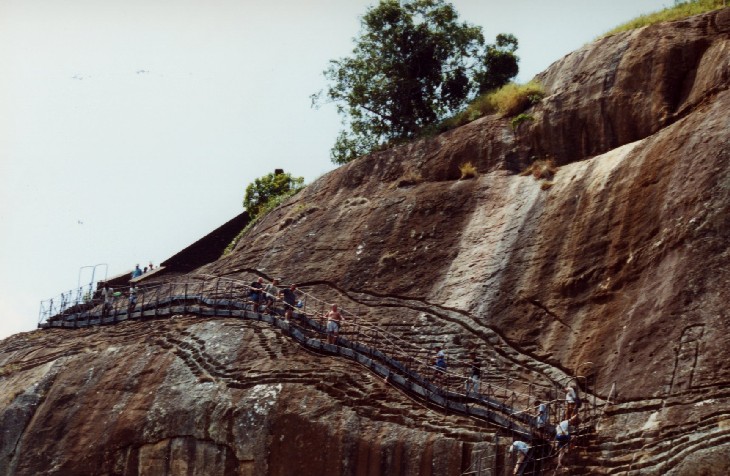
[39,273,599,443]
[38,284,97,325]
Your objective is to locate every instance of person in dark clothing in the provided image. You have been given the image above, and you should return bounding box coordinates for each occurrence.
[280,284,299,320]
[249,277,264,312]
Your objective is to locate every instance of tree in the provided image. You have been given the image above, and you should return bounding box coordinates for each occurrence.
[475,33,519,94]
[243,171,304,220]
[319,0,518,164]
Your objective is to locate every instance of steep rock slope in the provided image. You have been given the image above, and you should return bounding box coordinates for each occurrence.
[205,8,730,474]
[1,8,729,476]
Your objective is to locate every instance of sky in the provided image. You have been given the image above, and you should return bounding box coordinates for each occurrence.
[0,0,672,340]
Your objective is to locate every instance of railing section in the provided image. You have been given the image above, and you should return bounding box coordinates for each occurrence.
[39,274,600,445]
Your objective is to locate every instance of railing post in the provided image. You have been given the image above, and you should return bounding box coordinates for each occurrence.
[89,296,96,326]
[389,333,395,361]
[223,281,231,316]
[75,299,81,328]
[195,280,200,314]
[354,318,360,349]
[222,280,227,316]
[73,296,84,329]
[183,282,188,313]
[214,278,219,315]
[228,280,233,315]
[486,385,492,419]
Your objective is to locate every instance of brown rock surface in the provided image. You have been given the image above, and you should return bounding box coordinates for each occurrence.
[1,8,729,476]
[1,318,489,475]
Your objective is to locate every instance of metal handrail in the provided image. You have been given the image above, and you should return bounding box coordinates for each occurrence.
[39,273,599,440]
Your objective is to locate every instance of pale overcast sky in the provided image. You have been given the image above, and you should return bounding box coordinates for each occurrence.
[0,0,671,339]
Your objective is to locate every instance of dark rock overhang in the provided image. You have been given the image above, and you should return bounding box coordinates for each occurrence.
[160,211,249,273]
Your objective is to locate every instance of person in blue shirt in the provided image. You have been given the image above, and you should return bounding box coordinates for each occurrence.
[432,346,447,384]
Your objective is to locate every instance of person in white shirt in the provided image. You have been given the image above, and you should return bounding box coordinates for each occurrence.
[565,385,577,419]
[102,283,114,317]
[535,399,549,433]
[263,278,281,314]
[509,440,531,475]
[128,283,137,315]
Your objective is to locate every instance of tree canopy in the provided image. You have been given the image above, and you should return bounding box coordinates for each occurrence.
[243,171,304,220]
[320,0,519,164]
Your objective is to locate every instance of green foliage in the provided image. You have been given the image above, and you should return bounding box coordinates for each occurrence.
[489,81,544,116]
[221,187,304,256]
[319,0,519,164]
[601,0,725,37]
[243,172,304,220]
[474,33,520,94]
[222,228,246,257]
[424,80,544,135]
[511,113,535,130]
[224,172,306,257]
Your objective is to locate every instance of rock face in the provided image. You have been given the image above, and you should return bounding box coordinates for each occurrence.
[1,318,488,475]
[2,8,730,476]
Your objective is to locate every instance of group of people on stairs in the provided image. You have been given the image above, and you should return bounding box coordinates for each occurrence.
[510,384,583,474]
[248,276,344,344]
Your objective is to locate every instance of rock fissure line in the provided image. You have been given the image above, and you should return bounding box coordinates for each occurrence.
[305,282,542,360]
[522,298,573,330]
[158,319,490,436]
[343,287,582,397]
